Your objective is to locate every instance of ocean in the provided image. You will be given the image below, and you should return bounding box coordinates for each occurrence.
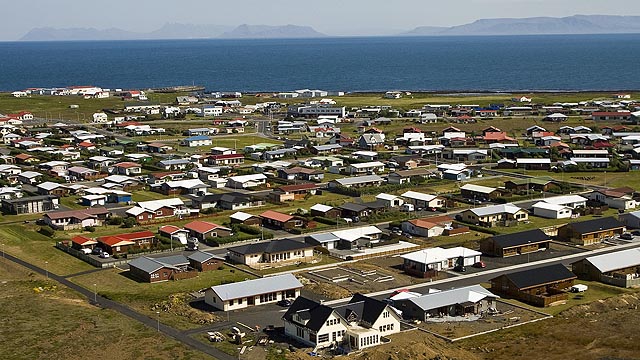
[1,34,640,92]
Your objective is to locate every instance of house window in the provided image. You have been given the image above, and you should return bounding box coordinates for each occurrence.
[151,273,159,279]
[296,327,304,338]
[318,334,329,343]
[156,210,162,215]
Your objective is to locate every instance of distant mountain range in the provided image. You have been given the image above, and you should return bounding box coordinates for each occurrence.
[19,23,324,41]
[18,15,640,41]
[403,15,640,36]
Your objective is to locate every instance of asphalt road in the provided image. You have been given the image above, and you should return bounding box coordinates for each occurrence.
[3,252,233,360]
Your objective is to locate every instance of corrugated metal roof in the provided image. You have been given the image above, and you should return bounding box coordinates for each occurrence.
[210,274,302,301]
[585,248,640,273]
[408,285,498,311]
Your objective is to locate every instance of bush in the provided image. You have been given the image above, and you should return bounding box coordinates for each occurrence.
[84,226,96,232]
[107,216,123,226]
[39,227,55,237]
[122,217,137,228]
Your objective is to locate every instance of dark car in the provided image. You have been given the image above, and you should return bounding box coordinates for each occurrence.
[277,299,292,307]
[620,233,633,240]
[92,247,103,255]
[631,230,640,236]
[473,261,486,268]
[453,265,467,272]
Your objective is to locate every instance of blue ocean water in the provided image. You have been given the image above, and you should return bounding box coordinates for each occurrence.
[1,34,639,92]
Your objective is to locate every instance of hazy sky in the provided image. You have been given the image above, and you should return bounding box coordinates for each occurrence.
[2,0,640,40]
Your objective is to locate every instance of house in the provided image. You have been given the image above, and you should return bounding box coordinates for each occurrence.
[146,142,173,153]
[443,149,488,162]
[539,194,587,209]
[328,175,384,189]
[504,177,558,193]
[301,202,338,220]
[619,210,640,229]
[283,294,401,351]
[226,174,267,189]
[311,144,343,155]
[207,154,244,166]
[261,210,304,230]
[339,203,371,220]
[227,239,315,268]
[229,211,262,226]
[357,133,385,150]
[97,230,156,255]
[591,112,631,121]
[43,207,109,230]
[394,285,499,321]
[516,158,551,170]
[204,273,302,311]
[157,158,192,170]
[80,194,107,207]
[489,264,576,307]
[480,229,551,257]
[459,184,500,202]
[188,192,264,211]
[36,182,69,197]
[158,225,190,245]
[158,179,208,196]
[568,156,609,168]
[128,255,191,283]
[571,248,640,288]
[586,189,638,210]
[67,166,100,181]
[271,183,320,202]
[307,226,383,250]
[70,235,99,251]
[461,203,528,227]
[375,193,404,208]
[188,251,225,271]
[125,198,188,222]
[184,220,232,241]
[17,171,43,185]
[347,161,385,175]
[181,135,212,147]
[387,169,436,185]
[401,247,482,278]
[531,202,573,219]
[277,167,324,181]
[113,162,142,176]
[1,195,59,215]
[401,191,445,210]
[557,217,625,245]
[401,215,460,237]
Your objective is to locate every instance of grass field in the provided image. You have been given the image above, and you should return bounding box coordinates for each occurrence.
[69,266,254,330]
[0,259,203,360]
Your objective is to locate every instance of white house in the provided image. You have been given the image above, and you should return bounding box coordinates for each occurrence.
[226,174,267,189]
[401,247,481,276]
[401,191,445,209]
[347,161,385,175]
[92,112,108,123]
[375,193,404,208]
[204,273,302,311]
[181,136,212,147]
[531,201,573,219]
[283,294,401,351]
[541,194,588,209]
[587,190,638,210]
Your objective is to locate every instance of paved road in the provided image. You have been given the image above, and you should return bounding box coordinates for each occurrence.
[3,252,233,360]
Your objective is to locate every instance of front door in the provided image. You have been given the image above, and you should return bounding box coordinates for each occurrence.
[247,297,254,305]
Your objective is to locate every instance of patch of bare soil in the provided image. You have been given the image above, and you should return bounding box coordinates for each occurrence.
[150,293,221,325]
[460,292,640,360]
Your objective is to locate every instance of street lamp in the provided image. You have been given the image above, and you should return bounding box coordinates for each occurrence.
[156,311,160,332]
[45,261,49,279]
[93,283,97,302]
[1,243,4,259]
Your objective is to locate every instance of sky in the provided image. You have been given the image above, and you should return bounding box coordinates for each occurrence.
[2,0,640,40]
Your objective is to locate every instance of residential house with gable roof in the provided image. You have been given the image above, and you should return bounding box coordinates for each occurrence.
[205,273,302,311]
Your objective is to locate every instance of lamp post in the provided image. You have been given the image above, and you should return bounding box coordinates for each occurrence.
[93,283,97,303]
[1,243,4,260]
[45,261,49,279]
[156,311,160,332]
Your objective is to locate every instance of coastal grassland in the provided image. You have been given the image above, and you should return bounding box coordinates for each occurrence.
[0,259,203,360]
[69,266,253,330]
[0,224,93,276]
[501,169,640,190]
[489,208,621,235]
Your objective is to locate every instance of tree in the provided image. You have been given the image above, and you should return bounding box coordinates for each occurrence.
[122,217,137,228]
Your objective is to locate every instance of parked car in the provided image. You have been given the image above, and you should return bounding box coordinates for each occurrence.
[453,265,466,272]
[99,252,110,259]
[92,247,103,255]
[620,233,633,240]
[79,248,92,255]
[277,299,292,307]
[632,230,640,236]
[473,261,486,268]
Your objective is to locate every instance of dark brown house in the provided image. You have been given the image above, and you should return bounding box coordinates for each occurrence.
[187,251,225,272]
[128,255,190,283]
[490,264,576,307]
[557,217,625,246]
[480,229,551,257]
[260,210,304,230]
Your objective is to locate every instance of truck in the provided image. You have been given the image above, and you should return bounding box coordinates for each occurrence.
[186,237,199,251]
[571,284,588,293]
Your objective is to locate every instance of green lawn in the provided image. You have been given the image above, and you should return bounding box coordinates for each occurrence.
[0,224,94,276]
[69,266,255,330]
[131,190,175,203]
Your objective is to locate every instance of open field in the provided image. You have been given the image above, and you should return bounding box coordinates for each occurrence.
[0,259,203,360]
[69,266,255,330]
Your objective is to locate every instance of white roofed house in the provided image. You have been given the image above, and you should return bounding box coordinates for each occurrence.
[460,203,528,227]
[347,161,385,175]
[226,174,267,189]
[125,198,189,223]
[394,285,499,321]
[459,184,501,202]
[516,158,551,170]
[586,188,638,210]
[375,193,404,208]
[204,273,302,311]
[531,202,573,219]
[328,175,384,189]
[443,149,488,162]
[571,248,640,288]
[401,247,481,278]
[401,191,445,210]
[158,179,208,196]
[357,133,386,150]
[541,194,587,209]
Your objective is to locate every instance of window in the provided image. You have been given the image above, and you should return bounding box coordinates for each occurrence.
[151,273,159,279]
[318,334,329,343]
[296,327,304,338]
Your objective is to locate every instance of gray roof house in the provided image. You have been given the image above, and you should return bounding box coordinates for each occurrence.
[204,273,303,311]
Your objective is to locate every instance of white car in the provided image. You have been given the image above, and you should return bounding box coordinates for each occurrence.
[79,248,92,255]
[99,252,110,259]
